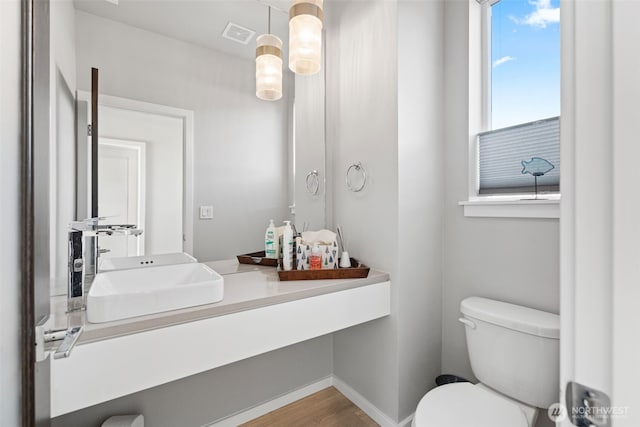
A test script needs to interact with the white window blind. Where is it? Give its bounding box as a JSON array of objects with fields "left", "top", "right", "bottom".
[{"left": 478, "top": 116, "right": 560, "bottom": 195}]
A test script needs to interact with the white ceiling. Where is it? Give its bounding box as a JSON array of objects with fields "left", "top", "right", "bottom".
[{"left": 73, "top": 0, "right": 292, "bottom": 61}]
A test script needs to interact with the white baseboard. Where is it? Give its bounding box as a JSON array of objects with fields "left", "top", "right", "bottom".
[
  {"left": 206, "top": 377, "right": 333, "bottom": 427},
  {"left": 332, "top": 376, "right": 414, "bottom": 427},
  {"left": 206, "top": 375, "right": 415, "bottom": 427},
  {"left": 398, "top": 413, "right": 415, "bottom": 427}
]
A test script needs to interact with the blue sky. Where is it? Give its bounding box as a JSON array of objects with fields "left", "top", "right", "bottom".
[{"left": 491, "top": 0, "right": 560, "bottom": 129}]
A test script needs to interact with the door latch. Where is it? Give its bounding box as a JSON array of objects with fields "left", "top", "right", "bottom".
[{"left": 566, "top": 381, "right": 612, "bottom": 427}]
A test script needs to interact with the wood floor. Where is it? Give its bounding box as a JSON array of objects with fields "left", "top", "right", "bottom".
[{"left": 239, "top": 387, "right": 379, "bottom": 427}]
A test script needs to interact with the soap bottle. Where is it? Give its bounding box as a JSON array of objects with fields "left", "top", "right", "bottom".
[
  {"left": 265, "top": 219, "right": 279, "bottom": 259},
  {"left": 310, "top": 242, "right": 322, "bottom": 270},
  {"left": 282, "top": 221, "right": 294, "bottom": 270}
]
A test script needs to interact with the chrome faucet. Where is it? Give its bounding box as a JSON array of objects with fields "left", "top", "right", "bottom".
[
  {"left": 67, "top": 218, "right": 143, "bottom": 312},
  {"left": 39, "top": 220, "right": 142, "bottom": 361},
  {"left": 68, "top": 229, "right": 85, "bottom": 312}
]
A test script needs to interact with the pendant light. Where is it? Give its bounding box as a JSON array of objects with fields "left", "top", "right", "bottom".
[
  {"left": 256, "top": 6, "right": 283, "bottom": 101},
  {"left": 288, "top": 0, "right": 323, "bottom": 75}
]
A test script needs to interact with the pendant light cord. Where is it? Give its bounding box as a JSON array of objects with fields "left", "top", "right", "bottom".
[{"left": 268, "top": 6, "right": 271, "bottom": 35}]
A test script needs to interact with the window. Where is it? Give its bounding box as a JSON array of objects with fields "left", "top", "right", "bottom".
[
  {"left": 489, "top": 0, "right": 560, "bottom": 130},
  {"left": 475, "top": 0, "right": 561, "bottom": 200}
]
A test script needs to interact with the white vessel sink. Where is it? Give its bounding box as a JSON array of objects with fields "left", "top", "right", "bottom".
[
  {"left": 98, "top": 252, "right": 197, "bottom": 272},
  {"left": 87, "top": 263, "right": 224, "bottom": 323}
]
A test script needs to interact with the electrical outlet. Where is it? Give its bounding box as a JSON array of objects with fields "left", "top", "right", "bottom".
[{"left": 199, "top": 205, "right": 213, "bottom": 220}]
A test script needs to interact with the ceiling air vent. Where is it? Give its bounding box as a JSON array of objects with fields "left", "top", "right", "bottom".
[{"left": 222, "top": 22, "right": 256, "bottom": 45}]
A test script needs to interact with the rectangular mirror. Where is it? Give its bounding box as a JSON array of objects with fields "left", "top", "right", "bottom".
[{"left": 49, "top": 0, "right": 326, "bottom": 296}]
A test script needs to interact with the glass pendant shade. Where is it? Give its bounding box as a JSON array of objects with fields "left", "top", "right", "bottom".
[
  {"left": 289, "top": 0, "right": 323, "bottom": 75},
  {"left": 255, "top": 34, "right": 283, "bottom": 101}
]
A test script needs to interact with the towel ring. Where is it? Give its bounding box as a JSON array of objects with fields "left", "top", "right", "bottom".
[
  {"left": 346, "top": 162, "right": 367, "bottom": 192},
  {"left": 305, "top": 170, "right": 320, "bottom": 195}
]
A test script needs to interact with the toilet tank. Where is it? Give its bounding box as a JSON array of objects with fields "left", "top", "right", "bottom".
[{"left": 460, "top": 297, "right": 559, "bottom": 408}]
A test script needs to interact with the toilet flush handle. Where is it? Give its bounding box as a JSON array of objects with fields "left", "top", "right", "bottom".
[{"left": 458, "top": 317, "right": 476, "bottom": 329}]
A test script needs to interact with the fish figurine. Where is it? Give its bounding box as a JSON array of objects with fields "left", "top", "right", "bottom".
[{"left": 521, "top": 157, "right": 554, "bottom": 177}]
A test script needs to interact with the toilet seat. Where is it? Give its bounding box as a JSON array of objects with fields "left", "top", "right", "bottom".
[{"left": 412, "top": 383, "right": 528, "bottom": 427}]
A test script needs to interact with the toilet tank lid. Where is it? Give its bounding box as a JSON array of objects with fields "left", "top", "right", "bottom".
[{"left": 461, "top": 297, "right": 559, "bottom": 339}]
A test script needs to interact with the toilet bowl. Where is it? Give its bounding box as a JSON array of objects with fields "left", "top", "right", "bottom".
[
  {"left": 412, "top": 383, "right": 533, "bottom": 427},
  {"left": 412, "top": 297, "right": 560, "bottom": 427}
]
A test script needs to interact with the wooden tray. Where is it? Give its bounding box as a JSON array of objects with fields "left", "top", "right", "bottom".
[
  {"left": 236, "top": 251, "right": 279, "bottom": 267},
  {"left": 277, "top": 258, "right": 370, "bottom": 281}
]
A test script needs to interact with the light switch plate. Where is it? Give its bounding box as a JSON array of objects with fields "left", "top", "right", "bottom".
[{"left": 199, "top": 206, "right": 213, "bottom": 220}]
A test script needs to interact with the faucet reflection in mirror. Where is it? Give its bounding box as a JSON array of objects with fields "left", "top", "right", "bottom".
[{"left": 67, "top": 218, "right": 142, "bottom": 313}]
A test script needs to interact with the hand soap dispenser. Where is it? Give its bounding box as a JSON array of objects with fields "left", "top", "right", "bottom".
[{"left": 265, "top": 219, "right": 279, "bottom": 259}]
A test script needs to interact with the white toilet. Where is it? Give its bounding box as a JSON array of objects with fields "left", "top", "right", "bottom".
[{"left": 412, "top": 297, "right": 560, "bottom": 427}]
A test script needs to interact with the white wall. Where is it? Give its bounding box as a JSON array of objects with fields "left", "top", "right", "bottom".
[
  {"left": 326, "top": 0, "right": 400, "bottom": 420},
  {"left": 74, "top": 10, "right": 292, "bottom": 261},
  {"left": 327, "top": 0, "right": 445, "bottom": 422},
  {"left": 326, "top": 1, "right": 558, "bottom": 423},
  {"left": 0, "top": 1, "right": 23, "bottom": 424},
  {"left": 397, "top": 0, "right": 444, "bottom": 419},
  {"left": 442, "top": 0, "right": 560, "bottom": 393}
]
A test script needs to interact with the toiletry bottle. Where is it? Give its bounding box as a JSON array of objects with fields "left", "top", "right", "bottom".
[
  {"left": 282, "top": 221, "right": 294, "bottom": 270},
  {"left": 310, "top": 242, "right": 322, "bottom": 270},
  {"left": 265, "top": 219, "right": 279, "bottom": 259}
]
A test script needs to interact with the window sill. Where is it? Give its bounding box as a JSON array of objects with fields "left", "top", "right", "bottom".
[{"left": 459, "top": 198, "right": 560, "bottom": 219}]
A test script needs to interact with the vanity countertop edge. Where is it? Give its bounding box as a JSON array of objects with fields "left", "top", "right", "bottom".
[{"left": 50, "top": 258, "right": 391, "bottom": 345}]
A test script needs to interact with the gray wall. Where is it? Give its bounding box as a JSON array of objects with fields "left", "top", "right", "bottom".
[
  {"left": 74, "top": 10, "right": 292, "bottom": 262},
  {"left": 52, "top": 336, "right": 332, "bottom": 427},
  {"left": 397, "top": 0, "right": 444, "bottom": 420},
  {"left": 327, "top": 1, "right": 556, "bottom": 423},
  {"left": 0, "top": 0, "right": 23, "bottom": 424},
  {"left": 442, "top": 0, "right": 560, "bottom": 393},
  {"left": 326, "top": 0, "right": 400, "bottom": 421},
  {"left": 327, "top": 0, "right": 445, "bottom": 422}
]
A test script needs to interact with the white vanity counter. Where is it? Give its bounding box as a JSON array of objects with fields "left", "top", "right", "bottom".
[{"left": 50, "top": 259, "right": 391, "bottom": 417}]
